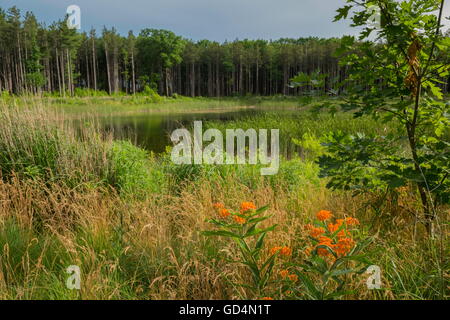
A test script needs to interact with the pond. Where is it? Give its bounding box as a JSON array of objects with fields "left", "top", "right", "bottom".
[{"left": 97, "top": 107, "right": 295, "bottom": 154}]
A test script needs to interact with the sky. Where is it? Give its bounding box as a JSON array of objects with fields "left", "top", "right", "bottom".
[{"left": 1, "top": 0, "right": 449, "bottom": 41}]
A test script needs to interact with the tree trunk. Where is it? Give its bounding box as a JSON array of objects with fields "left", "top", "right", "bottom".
[
  {"left": 131, "top": 50, "right": 136, "bottom": 94},
  {"left": 190, "top": 62, "right": 195, "bottom": 97},
  {"left": 105, "top": 42, "right": 111, "bottom": 94},
  {"left": 92, "top": 37, "right": 97, "bottom": 91}
]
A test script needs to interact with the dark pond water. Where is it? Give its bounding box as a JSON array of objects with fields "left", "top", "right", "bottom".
[{"left": 97, "top": 108, "right": 286, "bottom": 153}]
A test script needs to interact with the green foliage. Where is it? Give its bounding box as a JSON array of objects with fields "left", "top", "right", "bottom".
[
  {"left": 107, "top": 140, "right": 166, "bottom": 199},
  {"left": 269, "top": 158, "right": 322, "bottom": 193},
  {"left": 141, "top": 85, "right": 163, "bottom": 103},
  {"left": 296, "top": 0, "right": 450, "bottom": 233},
  {"left": 318, "top": 131, "right": 411, "bottom": 192},
  {"left": 74, "top": 88, "right": 109, "bottom": 97},
  {"left": 0, "top": 219, "right": 72, "bottom": 288},
  {"left": 0, "top": 124, "right": 60, "bottom": 180},
  {"left": 290, "top": 70, "right": 329, "bottom": 95},
  {"left": 203, "top": 204, "right": 279, "bottom": 298},
  {"left": 292, "top": 132, "right": 326, "bottom": 160},
  {"left": 289, "top": 218, "right": 372, "bottom": 300},
  {"left": 292, "top": 237, "right": 373, "bottom": 300}
]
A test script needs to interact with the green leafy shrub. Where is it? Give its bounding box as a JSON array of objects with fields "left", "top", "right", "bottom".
[
  {"left": 107, "top": 140, "right": 166, "bottom": 198},
  {"left": 142, "top": 85, "right": 163, "bottom": 103}
]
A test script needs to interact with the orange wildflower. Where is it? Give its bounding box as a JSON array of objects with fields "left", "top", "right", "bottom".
[
  {"left": 309, "top": 226, "right": 325, "bottom": 238},
  {"left": 233, "top": 215, "right": 246, "bottom": 224},
  {"left": 280, "top": 246, "right": 292, "bottom": 257},
  {"left": 213, "top": 202, "right": 224, "bottom": 209},
  {"left": 271, "top": 246, "right": 292, "bottom": 256},
  {"left": 317, "top": 247, "right": 332, "bottom": 257},
  {"left": 317, "top": 248, "right": 330, "bottom": 257},
  {"left": 337, "top": 230, "right": 350, "bottom": 239},
  {"left": 328, "top": 219, "right": 344, "bottom": 233},
  {"left": 261, "top": 297, "right": 273, "bottom": 300},
  {"left": 328, "top": 223, "right": 339, "bottom": 233},
  {"left": 279, "top": 269, "right": 289, "bottom": 278},
  {"left": 288, "top": 274, "right": 298, "bottom": 282},
  {"left": 317, "top": 236, "right": 333, "bottom": 245},
  {"left": 270, "top": 246, "right": 282, "bottom": 255},
  {"left": 317, "top": 210, "right": 333, "bottom": 221},
  {"left": 240, "top": 201, "right": 257, "bottom": 213},
  {"left": 219, "top": 208, "right": 231, "bottom": 218},
  {"left": 317, "top": 236, "right": 334, "bottom": 257},
  {"left": 345, "top": 217, "right": 360, "bottom": 226},
  {"left": 334, "top": 237, "right": 355, "bottom": 256}
]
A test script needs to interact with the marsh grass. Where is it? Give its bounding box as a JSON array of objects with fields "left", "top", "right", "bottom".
[
  {"left": 5, "top": 95, "right": 323, "bottom": 117},
  {"left": 205, "top": 111, "right": 403, "bottom": 159},
  {"left": 0, "top": 99, "right": 447, "bottom": 300}
]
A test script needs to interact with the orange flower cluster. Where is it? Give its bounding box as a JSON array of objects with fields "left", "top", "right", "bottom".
[
  {"left": 219, "top": 208, "right": 230, "bottom": 218},
  {"left": 305, "top": 211, "right": 360, "bottom": 258},
  {"left": 233, "top": 215, "right": 246, "bottom": 224},
  {"left": 270, "top": 246, "right": 292, "bottom": 257},
  {"left": 316, "top": 233, "right": 355, "bottom": 258},
  {"left": 345, "top": 217, "right": 359, "bottom": 226},
  {"left": 213, "top": 201, "right": 258, "bottom": 224},
  {"left": 317, "top": 210, "right": 333, "bottom": 221},
  {"left": 213, "top": 202, "right": 224, "bottom": 209},
  {"left": 328, "top": 217, "right": 359, "bottom": 233},
  {"left": 261, "top": 297, "right": 273, "bottom": 300},
  {"left": 279, "top": 269, "right": 298, "bottom": 282},
  {"left": 279, "top": 269, "right": 289, "bottom": 278},
  {"left": 316, "top": 236, "right": 334, "bottom": 257},
  {"left": 232, "top": 201, "right": 257, "bottom": 224},
  {"left": 306, "top": 224, "right": 325, "bottom": 238},
  {"left": 327, "top": 219, "right": 344, "bottom": 233},
  {"left": 334, "top": 237, "right": 355, "bottom": 256},
  {"left": 288, "top": 274, "right": 298, "bottom": 282},
  {"left": 240, "top": 201, "right": 256, "bottom": 213},
  {"left": 213, "top": 203, "right": 231, "bottom": 219}
]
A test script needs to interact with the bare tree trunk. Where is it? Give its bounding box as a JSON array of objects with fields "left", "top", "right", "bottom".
[
  {"left": 165, "top": 67, "right": 170, "bottom": 96},
  {"left": 239, "top": 57, "right": 243, "bottom": 95},
  {"left": 131, "top": 50, "right": 136, "bottom": 94},
  {"left": 105, "top": 42, "right": 111, "bottom": 94},
  {"left": 256, "top": 60, "right": 259, "bottom": 95},
  {"left": 85, "top": 48, "right": 90, "bottom": 89},
  {"left": 92, "top": 37, "right": 97, "bottom": 91},
  {"left": 215, "top": 61, "right": 220, "bottom": 97},
  {"left": 55, "top": 48, "right": 62, "bottom": 96},
  {"left": 113, "top": 46, "right": 119, "bottom": 93},
  {"left": 190, "top": 63, "right": 195, "bottom": 97},
  {"left": 67, "top": 49, "right": 73, "bottom": 96}
]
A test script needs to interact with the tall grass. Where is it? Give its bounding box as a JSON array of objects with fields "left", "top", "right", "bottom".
[
  {"left": 0, "top": 100, "right": 166, "bottom": 197},
  {"left": 206, "top": 111, "right": 402, "bottom": 158}
]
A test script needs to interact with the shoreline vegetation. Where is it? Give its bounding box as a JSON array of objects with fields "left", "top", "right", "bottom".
[
  {"left": 3, "top": 93, "right": 325, "bottom": 116},
  {"left": 0, "top": 95, "right": 447, "bottom": 300}
]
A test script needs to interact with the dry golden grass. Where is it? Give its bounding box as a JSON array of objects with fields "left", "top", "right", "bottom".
[{"left": 0, "top": 171, "right": 447, "bottom": 300}]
